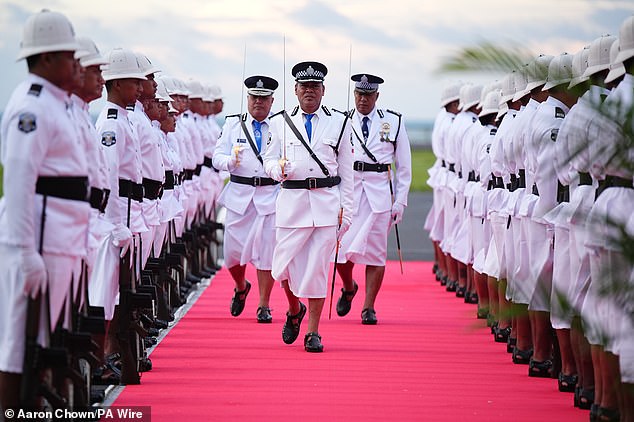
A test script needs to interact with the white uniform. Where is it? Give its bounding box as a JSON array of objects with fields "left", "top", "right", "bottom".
[
  {"left": 339, "top": 107, "right": 411, "bottom": 266},
  {"left": 428, "top": 110, "right": 455, "bottom": 244},
  {"left": 522, "top": 97, "right": 570, "bottom": 311},
  {"left": 263, "top": 105, "right": 353, "bottom": 298},
  {"left": 584, "top": 74, "right": 634, "bottom": 382},
  {"left": 213, "top": 113, "right": 279, "bottom": 270},
  {"left": 129, "top": 101, "right": 165, "bottom": 265},
  {"left": 95, "top": 102, "right": 145, "bottom": 319},
  {"left": 0, "top": 75, "right": 91, "bottom": 372}
]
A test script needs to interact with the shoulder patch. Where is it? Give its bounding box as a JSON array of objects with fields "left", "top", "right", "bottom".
[
  {"left": 27, "top": 84, "right": 42, "bottom": 97},
  {"left": 377, "top": 109, "right": 385, "bottom": 118},
  {"left": 241, "top": 113, "right": 247, "bottom": 121},
  {"left": 18, "top": 112, "right": 37, "bottom": 133},
  {"left": 101, "top": 131, "right": 117, "bottom": 147},
  {"left": 290, "top": 105, "right": 299, "bottom": 116},
  {"left": 126, "top": 105, "right": 135, "bottom": 111},
  {"left": 490, "top": 128, "right": 497, "bottom": 136},
  {"left": 107, "top": 108, "right": 118, "bottom": 119},
  {"left": 555, "top": 107, "right": 565, "bottom": 119},
  {"left": 386, "top": 109, "right": 401, "bottom": 117},
  {"left": 321, "top": 105, "right": 331, "bottom": 116},
  {"left": 224, "top": 113, "right": 240, "bottom": 120},
  {"left": 550, "top": 128, "right": 559, "bottom": 142}
]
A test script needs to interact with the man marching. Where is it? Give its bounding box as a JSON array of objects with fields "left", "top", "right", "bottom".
[
  {"left": 213, "top": 75, "right": 280, "bottom": 323},
  {"left": 263, "top": 61, "right": 353, "bottom": 352},
  {"left": 335, "top": 74, "right": 412, "bottom": 325}
]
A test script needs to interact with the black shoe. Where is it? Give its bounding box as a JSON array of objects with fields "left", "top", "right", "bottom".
[
  {"left": 506, "top": 337, "right": 516, "bottom": 354},
  {"left": 589, "top": 404, "right": 599, "bottom": 422},
  {"left": 455, "top": 286, "right": 466, "bottom": 298},
  {"left": 282, "top": 302, "right": 306, "bottom": 344},
  {"left": 361, "top": 308, "right": 377, "bottom": 325},
  {"left": 440, "top": 275, "right": 448, "bottom": 286},
  {"left": 494, "top": 326, "right": 511, "bottom": 343},
  {"left": 304, "top": 332, "right": 323, "bottom": 353},
  {"left": 465, "top": 292, "right": 478, "bottom": 304},
  {"left": 557, "top": 372, "right": 578, "bottom": 392},
  {"left": 256, "top": 306, "right": 272, "bottom": 323},
  {"left": 596, "top": 407, "right": 620, "bottom": 422},
  {"left": 336, "top": 281, "right": 358, "bottom": 317},
  {"left": 230, "top": 281, "right": 251, "bottom": 317},
  {"left": 578, "top": 387, "right": 595, "bottom": 410},
  {"left": 512, "top": 347, "right": 533, "bottom": 364},
  {"left": 528, "top": 358, "right": 553, "bottom": 378},
  {"left": 446, "top": 280, "right": 457, "bottom": 292},
  {"left": 139, "top": 356, "right": 152, "bottom": 372},
  {"left": 476, "top": 307, "right": 488, "bottom": 319}
]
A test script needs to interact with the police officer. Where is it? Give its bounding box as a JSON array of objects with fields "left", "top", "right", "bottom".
[
  {"left": 334, "top": 73, "right": 412, "bottom": 325},
  {"left": 213, "top": 75, "right": 280, "bottom": 322},
  {"left": 0, "top": 10, "right": 90, "bottom": 409},
  {"left": 263, "top": 61, "right": 353, "bottom": 352}
]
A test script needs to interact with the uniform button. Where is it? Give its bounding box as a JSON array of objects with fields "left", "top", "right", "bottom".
[{"left": 309, "top": 168, "right": 313, "bottom": 172}]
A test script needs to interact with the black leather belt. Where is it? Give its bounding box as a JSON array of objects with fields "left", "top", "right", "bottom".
[
  {"left": 35, "top": 176, "right": 89, "bottom": 202},
  {"left": 89, "top": 187, "right": 110, "bottom": 212},
  {"left": 164, "top": 170, "right": 175, "bottom": 190},
  {"left": 532, "top": 183, "right": 539, "bottom": 196},
  {"left": 353, "top": 161, "right": 390, "bottom": 172},
  {"left": 596, "top": 174, "right": 633, "bottom": 199},
  {"left": 118, "top": 179, "right": 144, "bottom": 202},
  {"left": 282, "top": 176, "right": 341, "bottom": 190},
  {"left": 518, "top": 169, "right": 526, "bottom": 189},
  {"left": 509, "top": 174, "right": 518, "bottom": 191},
  {"left": 494, "top": 175, "right": 504, "bottom": 189},
  {"left": 194, "top": 164, "right": 202, "bottom": 176},
  {"left": 441, "top": 160, "right": 446, "bottom": 168},
  {"left": 230, "top": 174, "right": 279, "bottom": 187},
  {"left": 448, "top": 163, "right": 455, "bottom": 173},
  {"left": 142, "top": 177, "right": 163, "bottom": 200},
  {"left": 557, "top": 182, "right": 570, "bottom": 203},
  {"left": 202, "top": 156, "right": 220, "bottom": 172},
  {"left": 183, "top": 169, "right": 194, "bottom": 180},
  {"left": 578, "top": 172, "right": 592, "bottom": 186}
]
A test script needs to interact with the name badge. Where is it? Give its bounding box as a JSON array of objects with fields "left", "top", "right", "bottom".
[{"left": 237, "top": 138, "right": 247, "bottom": 144}]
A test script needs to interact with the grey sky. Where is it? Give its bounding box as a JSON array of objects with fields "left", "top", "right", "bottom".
[{"left": 0, "top": 0, "right": 631, "bottom": 120}]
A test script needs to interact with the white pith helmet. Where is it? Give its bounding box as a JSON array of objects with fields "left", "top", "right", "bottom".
[
  {"left": 101, "top": 48, "right": 148, "bottom": 81},
  {"left": 17, "top": 9, "right": 79, "bottom": 60}
]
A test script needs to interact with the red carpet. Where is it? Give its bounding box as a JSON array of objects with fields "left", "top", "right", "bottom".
[{"left": 113, "top": 261, "right": 586, "bottom": 421}]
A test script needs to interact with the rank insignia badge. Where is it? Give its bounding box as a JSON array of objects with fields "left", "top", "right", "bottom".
[
  {"left": 18, "top": 112, "right": 37, "bottom": 133},
  {"left": 380, "top": 122, "right": 391, "bottom": 142},
  {"left": 101, "top": 131, "right": 117, "bottom": 147}
]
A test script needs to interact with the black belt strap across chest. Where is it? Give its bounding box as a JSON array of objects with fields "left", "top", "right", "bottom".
[
  {"left": 35, "top": 176, "right": 89, "bottom": 202},
  {"left": 230, "top": 174, "right": 279, "bottom": 187},
  {"left": 351, "top": 126, "right": 379, "bottom": 163},
  {"left": 283, "top": 111, "right": 330, "bottom": 177},
  {"left": 239, "top": 119, "right": 264, "bottom": 164}
]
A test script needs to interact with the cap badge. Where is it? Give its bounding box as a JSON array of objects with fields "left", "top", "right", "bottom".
[
  {"left": 361, "top": 75, "right": 368, "bottom": 83},
  {"left": 306, "top": 66, "right": 315, "bottom": 76},
  {"left": 256, "top": 79, "right": 264, "bottom": 88}
]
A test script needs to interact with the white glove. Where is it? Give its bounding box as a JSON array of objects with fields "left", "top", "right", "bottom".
[
  {"left": 20, "top": 249, "right": 47, "bottom": 299},
  {"left": 391, "top": 202, "right": 405, "bottom": 225},
  {"left": 111, "top": 224, "right": 133, "bottom": 257},
  {"left": 337, "top": 214, "right": 352, "bottom": 241}
]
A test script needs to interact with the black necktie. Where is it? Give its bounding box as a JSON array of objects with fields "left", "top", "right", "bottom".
[{"left": 362, "top": 116, "right": 370, "bottom": 141}]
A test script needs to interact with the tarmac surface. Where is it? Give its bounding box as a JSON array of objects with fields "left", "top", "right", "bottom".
[{"left": 387, "top": 191, "right": 434, "bottom": 262}]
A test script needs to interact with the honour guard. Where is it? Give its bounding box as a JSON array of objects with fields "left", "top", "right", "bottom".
[
  {"left": 335, "top": 73, "right": 412, "bottom": 324},
  {"left": 0, "top": 10, "right": 90, "bottom": 409}
]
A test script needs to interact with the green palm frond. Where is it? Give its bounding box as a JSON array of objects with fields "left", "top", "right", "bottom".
[{"left": 438, "top": 41, "right": 533, "bottom": 74}]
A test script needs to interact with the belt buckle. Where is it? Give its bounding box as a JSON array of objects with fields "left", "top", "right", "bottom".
[
  {"left": 358, "top": 162, "right": 365, "bottom": 171},
  {"left": 308, "top": 178, "right": 317, "bottom": 190},
  {"left": 253, "top": 176, "right": 261, "bottom": 187}
]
